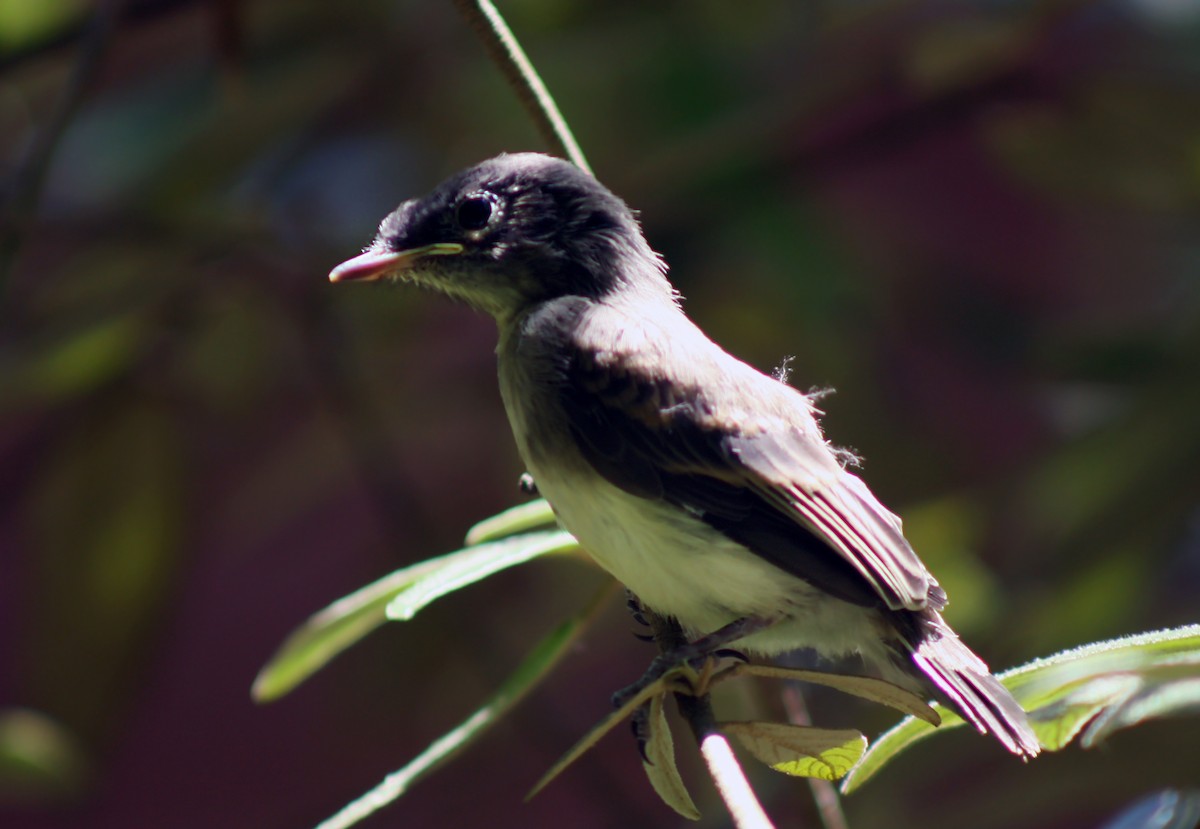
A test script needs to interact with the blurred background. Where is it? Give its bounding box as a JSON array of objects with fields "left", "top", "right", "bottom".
[{"left": 2, "top": 1, "right": 1199, "bottom": 827}]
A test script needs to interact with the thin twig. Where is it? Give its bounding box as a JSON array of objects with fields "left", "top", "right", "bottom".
[
  {"left": 646, "top": 610, "right": 776, "bottom": 829},
  {"left": 449, "top": 0, "right": 592, "bottom": 175},
  {"left": 698, "top": 732, "right": 776, "bottom": 829}
]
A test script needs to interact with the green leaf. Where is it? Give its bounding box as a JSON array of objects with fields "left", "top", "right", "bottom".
[
  {"left": 315, "top": 581, "right": 613, "bottom": 829},
  {"left": 723, "top": 721, "right": 866, "bottom": 781},
  {"left": 641, "top": 693, "right": 700, "bottom": 820},
  {"left": 725, "top": 664, "right": 939, "bottom": 725},
  {"left": 839, "top": 720, "right": 938, "bottom": 794},
  {"left": 386, "top": 529, "right": 577, "bottom": 621},
  {"left": 252, "top": 529, "right": 578, "bottom": 702},
  {"left": 464, "top": 498, "right": 559, "bottom": 545},
  {"left": 842, "top": 624, "right": 1200, "bottom": 794}
]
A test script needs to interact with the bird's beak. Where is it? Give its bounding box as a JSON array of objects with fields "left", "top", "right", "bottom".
[{"left": 328, "top": 243, "right": 464, "bottom": 284}]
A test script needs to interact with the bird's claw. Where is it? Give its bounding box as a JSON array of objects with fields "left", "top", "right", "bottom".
[
  {"left": 713, "top": 647, "right": 749, "bottom": 663},
  {"left": 625, "top": 590, "right": 651, "bottom": 627},
  {"left": 613, "top": 616, "right": 769, "bottom": 712}
]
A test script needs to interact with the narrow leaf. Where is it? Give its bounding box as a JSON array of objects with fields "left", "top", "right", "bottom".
[
  {"left": 723, "top": 721, "right": 866, "bottom": 781},
  {"left": 1032, "top": 675, "right": 1142, "bottom": 751},
  {"left": 1086, "top": 677, "right": 1200, "bottom": 746},
  {"left": 464, "top": 499, "right": 559, "bottom": 545},
  {"left": 253, "top": 529, "right": 576, "bottom": 702},
  {"left": 725, "top": 664, "right": 940, "bottom": 725},
  {"left": 386, "top": 530, "right": 577, "bottom": 621},
  {"left": 641, "top": 694, "right": 700, "bottom": 820}
]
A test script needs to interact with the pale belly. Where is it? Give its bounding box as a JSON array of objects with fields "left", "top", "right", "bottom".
[{"left": 535, "top": 467, "right": 891, "bottom": 666}]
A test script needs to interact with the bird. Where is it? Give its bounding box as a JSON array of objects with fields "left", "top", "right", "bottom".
[{"left": 328, "top": 152, "right": 1040, "bottom": 758}]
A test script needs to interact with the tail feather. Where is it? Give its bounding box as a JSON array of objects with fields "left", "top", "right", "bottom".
[{"left": 910, "top": 621, "right": 1040, "bottom": 759}]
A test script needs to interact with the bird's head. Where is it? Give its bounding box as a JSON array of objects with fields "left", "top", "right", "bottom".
[{"left": 329, "top": 153, "right": 673, "bottom": 321}]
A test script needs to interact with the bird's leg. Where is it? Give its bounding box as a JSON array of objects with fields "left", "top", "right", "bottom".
[{"left": 613, "top": 614, "right": 773, "bottom": 711}]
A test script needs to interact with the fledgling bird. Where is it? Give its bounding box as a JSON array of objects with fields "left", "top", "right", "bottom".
[{"left": 329, "top": 153, "right": 1040, "bottom": 758}]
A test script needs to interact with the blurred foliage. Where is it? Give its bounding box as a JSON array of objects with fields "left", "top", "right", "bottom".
[{"left": 2, "top": 1, "right": 1199, "bottom": 828}]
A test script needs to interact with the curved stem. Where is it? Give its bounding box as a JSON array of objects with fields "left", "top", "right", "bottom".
[
  {"left": 698, "top": 732, "right": 776, "bottom": 829},
  {"left": 450, "top": 0, "right": 592, "bottom": 175}
]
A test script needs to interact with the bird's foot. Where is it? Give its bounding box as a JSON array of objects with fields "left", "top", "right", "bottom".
[
  {"left": 625, "top": 590, "right": 651, "bottom": 628},
  {"left": 611, "top": 615, "right": 770, "bottom": 711}
]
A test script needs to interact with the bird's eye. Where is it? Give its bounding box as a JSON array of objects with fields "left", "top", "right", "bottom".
[{"left": 456, "top": 192, "right": 498, "bottom": 231}]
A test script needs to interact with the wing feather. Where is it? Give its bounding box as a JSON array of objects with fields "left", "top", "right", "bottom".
[{"left": 559, "top": 319, "right": 936, "bottom": 612}]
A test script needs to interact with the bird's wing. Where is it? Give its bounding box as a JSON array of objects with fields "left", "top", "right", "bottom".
[{"left": 559, "top": 323, "right": 938, "bottom": 612}]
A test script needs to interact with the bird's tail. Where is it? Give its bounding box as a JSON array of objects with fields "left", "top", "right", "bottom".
[{"left": 908, "top": 617, "right": 1040, "bottom": 759}]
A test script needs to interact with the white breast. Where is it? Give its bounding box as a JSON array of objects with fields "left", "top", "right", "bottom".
[{"left": 534, "top": 463, "right": 887, "bottom": 664}]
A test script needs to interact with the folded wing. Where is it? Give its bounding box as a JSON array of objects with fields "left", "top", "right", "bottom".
[{"left": 559, "top": 331, "right": 940, "bottom": 612}]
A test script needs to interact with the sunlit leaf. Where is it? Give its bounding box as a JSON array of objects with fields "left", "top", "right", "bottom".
[
  {"left": 1091, "top": 678, "right": 1200, "bottom": 746},
  {"left": 641, "top": 693, "right": 700, "bottom": 820},
  {"left": 723, "top": 721, "right": 866, "bottom": 781},
  {"left": 253, "top": 529, "right": 578, "bottom": 701},
  {"left": 1029, "top": 674, "right": 1143, "bottom": 751},
  {"left": 842, "top": 624, "right": 1200, "bottom": 794},
  {"left": 464, "top": 498, "right": 559, "bottom": 545},
  {"left": 386, "top": 529, "right": 577, "bottom": 621}
]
